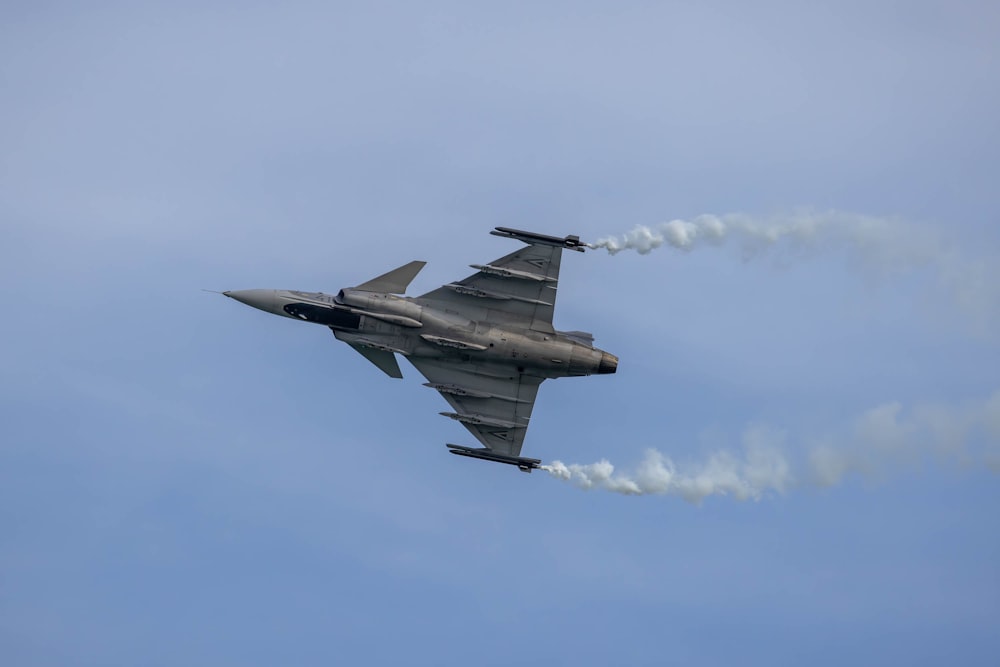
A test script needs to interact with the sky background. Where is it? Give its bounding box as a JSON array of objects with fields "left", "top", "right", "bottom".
[{"left": 2, "top": 1, "right": 999, "bottom": 665}]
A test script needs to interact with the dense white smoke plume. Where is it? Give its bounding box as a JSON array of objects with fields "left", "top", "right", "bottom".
[
  {"left": 589, "top": 211, "right": 1000, "bottom": 330},
  {"left": 543, "top": 391, "right": 1000, "bottom": 502}
]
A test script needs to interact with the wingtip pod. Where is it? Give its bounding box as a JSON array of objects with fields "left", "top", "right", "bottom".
[
  {"left": 491, "top": 227, "right": 587, "bottom": 252},
  {"left": 446, "top": 444, "right": 542, "bottom": 473}
]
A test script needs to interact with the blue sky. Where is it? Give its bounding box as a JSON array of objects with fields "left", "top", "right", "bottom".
[{"left": 2, "top": 2, "right": 998, "bottom": 665}]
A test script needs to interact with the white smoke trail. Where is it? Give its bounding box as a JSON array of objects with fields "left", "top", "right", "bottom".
[
  {"left": 591, "top": 211, "right": 918, "bottom": 257},
  {"left": 543, "top": 391, "right": 1000, "bottom": 502},
  {"left": 589, "top": 211, "right": 1000, "bottom": 331}
]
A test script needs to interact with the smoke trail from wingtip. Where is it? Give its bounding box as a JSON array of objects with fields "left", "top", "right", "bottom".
[
  {"left": 541, "top": 426, "right": 793, "bottom": 503},
  {"left": 541, "top": 444, "right": 792, "bottom": 503},
  {"left": 543, "top": 391, "right": 1000, "bottom": 502},
  {"left": 591, "top": 211, "right": 898, "bottom": 256},
  {"left": 591, "top": 210, "right": 1000, "bottom": 333}
]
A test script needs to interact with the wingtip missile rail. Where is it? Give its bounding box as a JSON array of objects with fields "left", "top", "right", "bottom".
[
  {"left": 491, "top": 227, "right": 588, "bottom": 252},
  {"left": 446, "top": 444, "right": 543, "bottom": 473}
]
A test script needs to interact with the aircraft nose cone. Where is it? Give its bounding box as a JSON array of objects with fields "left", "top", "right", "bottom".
[{"left": 224, "top": 289, "right": 278, "bottom": 313}]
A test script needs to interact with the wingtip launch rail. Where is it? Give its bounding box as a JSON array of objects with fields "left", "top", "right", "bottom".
[
  {"left": 490, "top": 227, "right": 588, "bottom": 252},
  {"left": 446, "top": 444, "right": 543, "bottom": 473}
]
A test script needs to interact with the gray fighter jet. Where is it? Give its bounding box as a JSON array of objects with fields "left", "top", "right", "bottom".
[{"left": 223, "top": 227, "right": 617, "bottom": 472}]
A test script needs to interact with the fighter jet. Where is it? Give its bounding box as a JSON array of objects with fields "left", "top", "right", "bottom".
[{"left": 223, "top": 227, "right": 618, "bottom": 472}]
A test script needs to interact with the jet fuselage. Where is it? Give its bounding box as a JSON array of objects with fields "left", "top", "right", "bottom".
[{"left": 224, "top": 288, "right": 618, "bottom": 378}]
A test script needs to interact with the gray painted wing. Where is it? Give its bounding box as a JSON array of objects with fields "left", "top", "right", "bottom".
[
  {"left": 417, "top": 244, "right": 563, "bottom": 332},
  {"left": 407, "top": 357, "right": 544, "bottom": 458}
]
